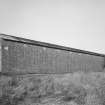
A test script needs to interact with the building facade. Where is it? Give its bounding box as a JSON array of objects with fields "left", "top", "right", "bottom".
[{"left": 0, "top": 34, "right": 105, "bottom": 74}]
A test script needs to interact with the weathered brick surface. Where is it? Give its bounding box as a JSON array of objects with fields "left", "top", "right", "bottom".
[
  {"left": 1, "top": 72, "right": 105, "bottom": 105},
  {"left": 2, "top": 40, "right": 104, "bottom": 74}
]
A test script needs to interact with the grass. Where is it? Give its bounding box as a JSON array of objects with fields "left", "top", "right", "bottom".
[{"left": 0, "top": 72, "right": 105, "bottom": 105}]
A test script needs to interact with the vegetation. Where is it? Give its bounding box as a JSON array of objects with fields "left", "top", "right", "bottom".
[{"left": 0, "top": 72, "right": 105, "bottom": 105}]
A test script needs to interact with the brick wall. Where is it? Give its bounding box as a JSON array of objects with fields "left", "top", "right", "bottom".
[{"left": 2, "top": 40, "right": 104, "bottom": 74}]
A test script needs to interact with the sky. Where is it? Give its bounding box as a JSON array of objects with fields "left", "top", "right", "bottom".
[{"left": 0, "top": 0, "right": 105, "bottom": 54}]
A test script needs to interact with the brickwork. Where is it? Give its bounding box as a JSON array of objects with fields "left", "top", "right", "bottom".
[{"left": 2, "top": 40, "right": 104, "bottom": 74}]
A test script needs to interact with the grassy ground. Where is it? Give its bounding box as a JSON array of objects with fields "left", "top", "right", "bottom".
[{"left": 0, "top": 72, "right": 105, "bottom": 105}]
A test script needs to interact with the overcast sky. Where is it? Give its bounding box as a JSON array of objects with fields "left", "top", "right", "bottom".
[{"left": 0, "top": 0, "right": 105, "bottom": 54}]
